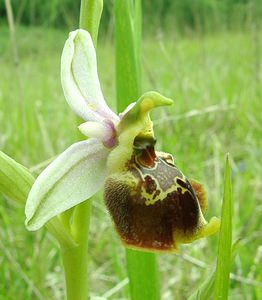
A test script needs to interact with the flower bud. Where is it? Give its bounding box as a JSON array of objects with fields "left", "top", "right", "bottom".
[{"left": 104, "top": 138, "right": 219, "bottom": 253}]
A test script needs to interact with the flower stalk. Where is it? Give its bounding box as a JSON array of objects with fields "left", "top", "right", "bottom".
[
  {"left": 61, "top": 201, "right": 91, "bottom": 300},
  {"left": 60, "top": 1, "right": 103, "bottom": 299}
]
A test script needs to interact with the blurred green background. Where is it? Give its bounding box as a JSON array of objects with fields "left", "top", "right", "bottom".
[
  {"left": 0, "top": 0, "right": 262, "bottom": 299},
  {"left": 1, "top": 0, "right": 262, "bottom": 32}
]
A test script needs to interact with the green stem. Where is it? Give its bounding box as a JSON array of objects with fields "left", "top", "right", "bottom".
[
  {"left": 46, "top": 218, "right": 76, "bottom": 249},
  {"left": 61, "top": 201, "right": 92, "bottom": 300},
  {"left": 125, "top": 250, "right": 160, "bottom": 300},
  {"left": 115, "top": 0, "right": 141, "bottom": 112},
  {"left": 79, "top": 0, "right": 103, "bottom": 47},
  {"left": 60, "top": 1, "right": 103, "bottom": 299},
  {"left": 115, "top": 1, "right": 160, "bottom": 299}
]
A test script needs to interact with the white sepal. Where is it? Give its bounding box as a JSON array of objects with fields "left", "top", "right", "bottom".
[
  {"left": 61, "top": 29, "right": 119, "bottom": 122},
  {"left": 25, "top": 138, "right": 109, "bottom": 231}
]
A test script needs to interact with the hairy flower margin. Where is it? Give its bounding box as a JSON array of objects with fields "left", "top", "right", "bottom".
[{"left": 25, "top": 29, "right": 220, "bottom": 252}]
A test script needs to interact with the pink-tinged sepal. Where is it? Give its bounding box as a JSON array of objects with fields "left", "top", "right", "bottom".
[
  {"left": 25, "top": 139, "right": 110, "bottom": 231},
  {"left": 61, "top": 29, "right": 119, "bottom": 123}
]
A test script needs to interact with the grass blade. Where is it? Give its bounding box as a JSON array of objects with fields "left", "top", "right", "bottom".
[
  {"left": 214, "top": 153, "right": 233, "bottom": 299},
  {"left": 188, "top": 271, "right": 215, "bottom": 300}
]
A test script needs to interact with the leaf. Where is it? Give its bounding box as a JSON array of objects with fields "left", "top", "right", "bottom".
[
  {"left": 25, "top": 138, "right": 109, "bottom": 231},
  {"left": 0, "top": 151, "right": 34, "bottom": 204},
  {"left": 188, "top": 154, "right": 235, "bottom": 300},
  {"left": 61, "top": 29, "right": 119, "bottom": 122},
  {"left": 214, "top": 153, "right": 233, "bottom": 299}
]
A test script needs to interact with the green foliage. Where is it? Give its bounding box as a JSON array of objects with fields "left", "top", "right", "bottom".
[
  {"left": 214, "top": 154, "right": 233, "bottom": 299},
  {"left": 188, "top": 270, "right": 215, "bottom": 300},
  {"left": 1, "top": 0, "right": 262, "bottom": 33},
  {"left": 188, "top": 155, "right": 234, "bottom": 300},
  {"left": 0, "top": 151, "right": 34, "bottom": 204},
  {"left": 143, "top": 0, "right": 262, "bottom": 32}
]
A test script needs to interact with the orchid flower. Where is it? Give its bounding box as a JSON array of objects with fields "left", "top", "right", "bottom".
[{"left": 25, "top": 29, "right": 220, "bottom": 252}]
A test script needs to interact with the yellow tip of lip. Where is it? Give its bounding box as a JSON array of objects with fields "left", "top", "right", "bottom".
[{"left": 200, "top": 217, "right": 221, "bottom": 238}]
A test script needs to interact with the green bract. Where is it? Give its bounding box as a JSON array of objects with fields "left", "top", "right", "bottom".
[
  {"left": 0, "top": 151, "right": 34, "bottom": 204},
  {"left": 25, "top": 30, "right": 219, "bottom": 252}
]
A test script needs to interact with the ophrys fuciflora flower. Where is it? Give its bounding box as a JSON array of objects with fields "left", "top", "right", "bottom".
[{"left": 25, "top": 29, "right": 220, "bottom": 252}]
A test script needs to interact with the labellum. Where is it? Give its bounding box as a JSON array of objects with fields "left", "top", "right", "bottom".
[{"left": 105, "top": 136, "right": 219, "bottom": 253}]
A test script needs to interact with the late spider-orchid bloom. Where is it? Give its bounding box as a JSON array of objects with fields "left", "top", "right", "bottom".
[{"left": 25, "top": 29, "right": 220, "bottom": 253}]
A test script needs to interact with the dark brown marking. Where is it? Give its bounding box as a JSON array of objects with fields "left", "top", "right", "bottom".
[
  {"left": 176, "top": 178, "right": 189, "bottom": 189},
  {"left": 136, "top": 146, "right": 156, "bottom": 168},
  {"left": 143, "top": 175, "right": 157, "bottom": 194}
]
